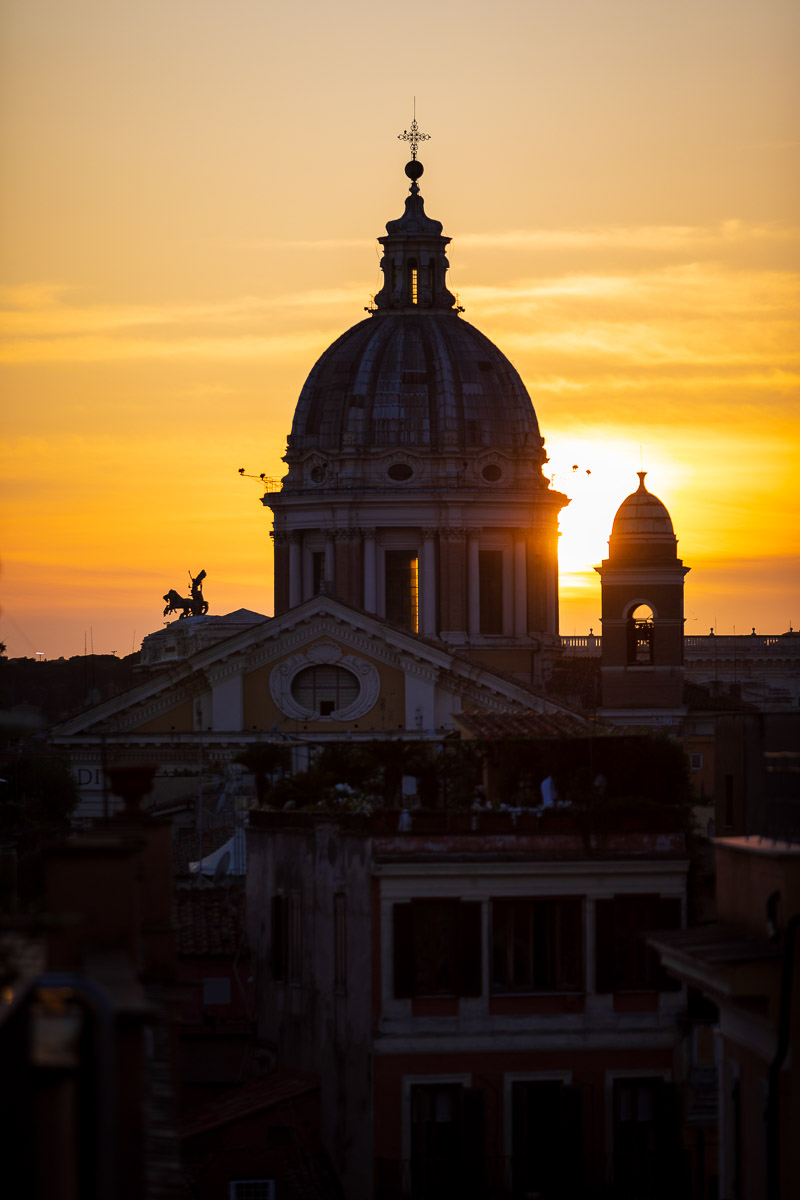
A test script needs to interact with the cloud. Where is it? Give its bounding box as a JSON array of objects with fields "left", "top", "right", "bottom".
[
  {"left": 0, "top": 279, "right": 373, "bottom": 363},
  {"left": 233, "top": 238, "right": 373, "bottom": 250},
  {"left": 457, "top": 219, "right": 800, "bottom": 253}
]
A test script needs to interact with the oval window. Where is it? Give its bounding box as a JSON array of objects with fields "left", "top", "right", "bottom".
[
  {"left": 387, "top": 463, "right": 413, "bottom": 482},
  {"left": 310, "top": 465, "right": 326, "bottom": 483},
  {"left": 482, "top": 464, "right": 502, "bottom": 482},
  {"left": 291, "top": 665, "right": 360, "bottom": 716}
]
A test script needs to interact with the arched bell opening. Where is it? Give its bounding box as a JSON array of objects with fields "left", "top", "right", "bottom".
[{"left": 626, "top": 603, "right": 654, "bottom": 665}]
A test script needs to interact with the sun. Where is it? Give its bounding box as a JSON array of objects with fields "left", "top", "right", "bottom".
[{"left": 547, "top": 433, "right": 683, "bottom": 579}]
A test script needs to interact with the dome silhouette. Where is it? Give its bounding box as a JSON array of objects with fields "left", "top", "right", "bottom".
[
  {"left": 608, "top": 472, "right": 678, "bottom": 563},
  {"left": 288, "top": 312, "right": 543, "bottom": 458}
]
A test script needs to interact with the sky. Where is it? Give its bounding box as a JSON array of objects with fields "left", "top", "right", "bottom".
[{"left": 1, "top": 0, "right": 798, "bottom": 658}]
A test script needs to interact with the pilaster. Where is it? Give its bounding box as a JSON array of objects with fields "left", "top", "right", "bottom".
[
  {"left": 273, "top": 532, "right": 290, "bottom": 615},
  {"left": 362, "top": 528, "right": 377, "bottom": 613},
  {"left": 420, "top": 529, "right": 437, "bottom": 636},
  {"left": 289, "top": 534, "right": 303, "bottom": 607},
  {"left": 467, "top": 530, "right": 480, "bottom": 638}
]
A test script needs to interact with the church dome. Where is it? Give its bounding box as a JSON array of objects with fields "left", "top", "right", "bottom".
[
  {"left": 288, "top": 311, "right": 543, "bottom": 455},
  {"left": 608, "top": 472, "right": 678, "bottom": 561},
  {"left": 282, "top": 155, "right": 546, "bottom": 490},
  {"left": 265, "top": 137, "right": 568, "bottom": 654}
]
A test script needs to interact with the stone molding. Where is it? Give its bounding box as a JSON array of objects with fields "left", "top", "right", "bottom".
[
  {"left": 269, "top": 641, "right": 381, "bottom": 721},
  {"left": 114, "top": 674, "right": 207, "bottom": 731}
]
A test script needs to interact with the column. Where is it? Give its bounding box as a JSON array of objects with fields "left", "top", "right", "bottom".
[
  {"left": 514, "top": 538, "right": 528, "bottom": 636},
  {"left": 467, "top": 531, "right": 480, "bottom": 638},
  {"left": 363, "top": 529, "right": 377, "bottom": 613},
  {"left": 272, "top": 532, "right": 290, "bottom": 614},
  {"left": 324, "top": 533, "right": 335, "bottom": 592},
  {"left": 420, "top": 530, "right": 437, "bottom": 635},
  {"left": 289, "top": 535, "right": 302, "bottom": 607},
  {"left": 547, "top": 550, "right": 558, "bottom": 635}
]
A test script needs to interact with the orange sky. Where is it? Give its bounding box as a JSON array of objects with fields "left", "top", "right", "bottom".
[{"left": 2, "top": 0, "right": 798, "bottom": 659}]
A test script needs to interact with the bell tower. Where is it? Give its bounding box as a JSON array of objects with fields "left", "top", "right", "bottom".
[{"left": 596, "top": 473, "right": 689, "bottom": 715}]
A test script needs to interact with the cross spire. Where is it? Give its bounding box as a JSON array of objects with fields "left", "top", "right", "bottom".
[{"left": 397, "top": 103, "right": 430, "bottom": 161}]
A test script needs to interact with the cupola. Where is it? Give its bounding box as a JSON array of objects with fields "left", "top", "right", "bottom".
[{"left": 372, "top": 158, "right": 457, "bottom": 312}]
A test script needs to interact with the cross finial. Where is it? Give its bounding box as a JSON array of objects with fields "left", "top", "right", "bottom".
[{"left": 398, "top": 102, "right": 430, "bottom": 160}]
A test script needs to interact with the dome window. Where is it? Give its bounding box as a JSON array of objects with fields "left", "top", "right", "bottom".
[
  {"left": 291, "top": 665, "right": 359, "bottom": 716},
  {"left": 310, "top": 465, "right": 326, "bottom": 484},
  {"left": 387, "top": 462, "right": 414, "bottom": 482},
  {"left": 408, "top": 259, "right": 418, "bottom": 305},
  {"left": 384, "top": 551, "right": 419, "bottom": 633},
  {"left": 481, "top": 464, "right": 503, "bottom": 482}
]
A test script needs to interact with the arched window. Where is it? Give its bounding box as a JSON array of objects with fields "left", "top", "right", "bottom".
[{"left": 627, "top": 604, "right": 654, "bottom": 665}]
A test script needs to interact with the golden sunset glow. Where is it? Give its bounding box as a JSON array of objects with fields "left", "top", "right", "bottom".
[{"left": 2, "top": 1, "right": 798, "bottom": 658}]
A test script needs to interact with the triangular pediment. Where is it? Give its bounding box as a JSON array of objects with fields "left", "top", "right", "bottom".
[{"left": 54, "top": 598, "right": 588, "bottom": 743}]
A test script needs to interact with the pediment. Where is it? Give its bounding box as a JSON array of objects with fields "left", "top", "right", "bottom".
[{"left": 54, "top": 597, "right": 584, "bottom": 740}]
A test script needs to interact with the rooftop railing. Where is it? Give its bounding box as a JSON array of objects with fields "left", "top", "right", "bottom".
[{"left": 561, "top": 633, "right": 798, "bottom": 655}]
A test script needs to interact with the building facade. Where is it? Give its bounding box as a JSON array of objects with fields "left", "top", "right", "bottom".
[{"left": 248, "top": 806, "right": 689, "bottom": 1200}]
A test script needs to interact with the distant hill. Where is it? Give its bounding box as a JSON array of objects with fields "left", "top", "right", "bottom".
[{"left": 0, "top": 652, "right": 141, "bottom": 728}]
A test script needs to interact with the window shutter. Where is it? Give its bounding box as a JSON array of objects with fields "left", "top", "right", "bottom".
[
  {"left": 458, "top": 901, "right": 483, "bottom": 997},
  {"left": 654, "top": 1082, "right": 687, "bottom": 1192},
  {"left": 595, "top": 899, "right": 616, "bottom": 993},
  {"left": 270, "top": 895, "right": 286, "bottom": 981},
  {"left": 560, "top": 898, "right": 584, "bottom": 991},
  {"left": 656, "top": 897, "right": 682, "bottom": 930},
  {"left": 558, "top": 1084, "right": 584, "bottom": 1198},
  {"left": 655, "top": 897, "right": 683, "bottom": 991},
  {"left": 393, "top": 903, "right": 414, "bottom": 998},
  {"left": 461, "top": 1087, "right": 485, "bottom": 1185}
]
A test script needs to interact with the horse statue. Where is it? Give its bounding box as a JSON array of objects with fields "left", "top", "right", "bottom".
[{"left": 163, "top": 569, "right": 209, "bottom": 619}]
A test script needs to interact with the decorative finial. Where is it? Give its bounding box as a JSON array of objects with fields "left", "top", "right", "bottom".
[
  {"left": 398, "top": 104, "right": 430, "bottom": 161},
  {"left": 636, "top": 470, "right": 647, "bottom": 490}
]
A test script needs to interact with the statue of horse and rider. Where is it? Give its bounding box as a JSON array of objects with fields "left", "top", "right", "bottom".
[{"left": 163, "top": 569, "right": 209, "bottom": 619}]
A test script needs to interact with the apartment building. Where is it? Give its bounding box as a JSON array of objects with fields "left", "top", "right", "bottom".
[{"left": 248, "top": 805, "right": 689, "bottom": 1199}]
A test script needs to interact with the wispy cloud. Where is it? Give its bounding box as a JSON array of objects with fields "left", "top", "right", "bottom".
[
  {"left": 0, "top": 331, "right": 331, "bottom": 365},
  {"left": 233, "top": 237, "right": 373, "bottom": 251},
  {"left": 2, "top": 225, "right": 798, "bottom": 386},
  {"left": 0, "top": 282, "right": 369, "bottom": 363},
  {"left": 231, "top": 221, "right": 800, "bottom": 255},
  {"left": 457, "top": 219, "right": 800, "bottom": 253}
]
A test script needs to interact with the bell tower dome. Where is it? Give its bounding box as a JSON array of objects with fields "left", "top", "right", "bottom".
[
  {"left": 596, "top": 472, "right": 690, "bottom": 714},
  {"left": 264, "top": 137, "right": 568, "bottom": 685}
]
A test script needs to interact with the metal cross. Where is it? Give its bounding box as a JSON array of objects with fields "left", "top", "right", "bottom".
[{"left": 397, "top": 117, "right": 430, "bottom": 160}]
